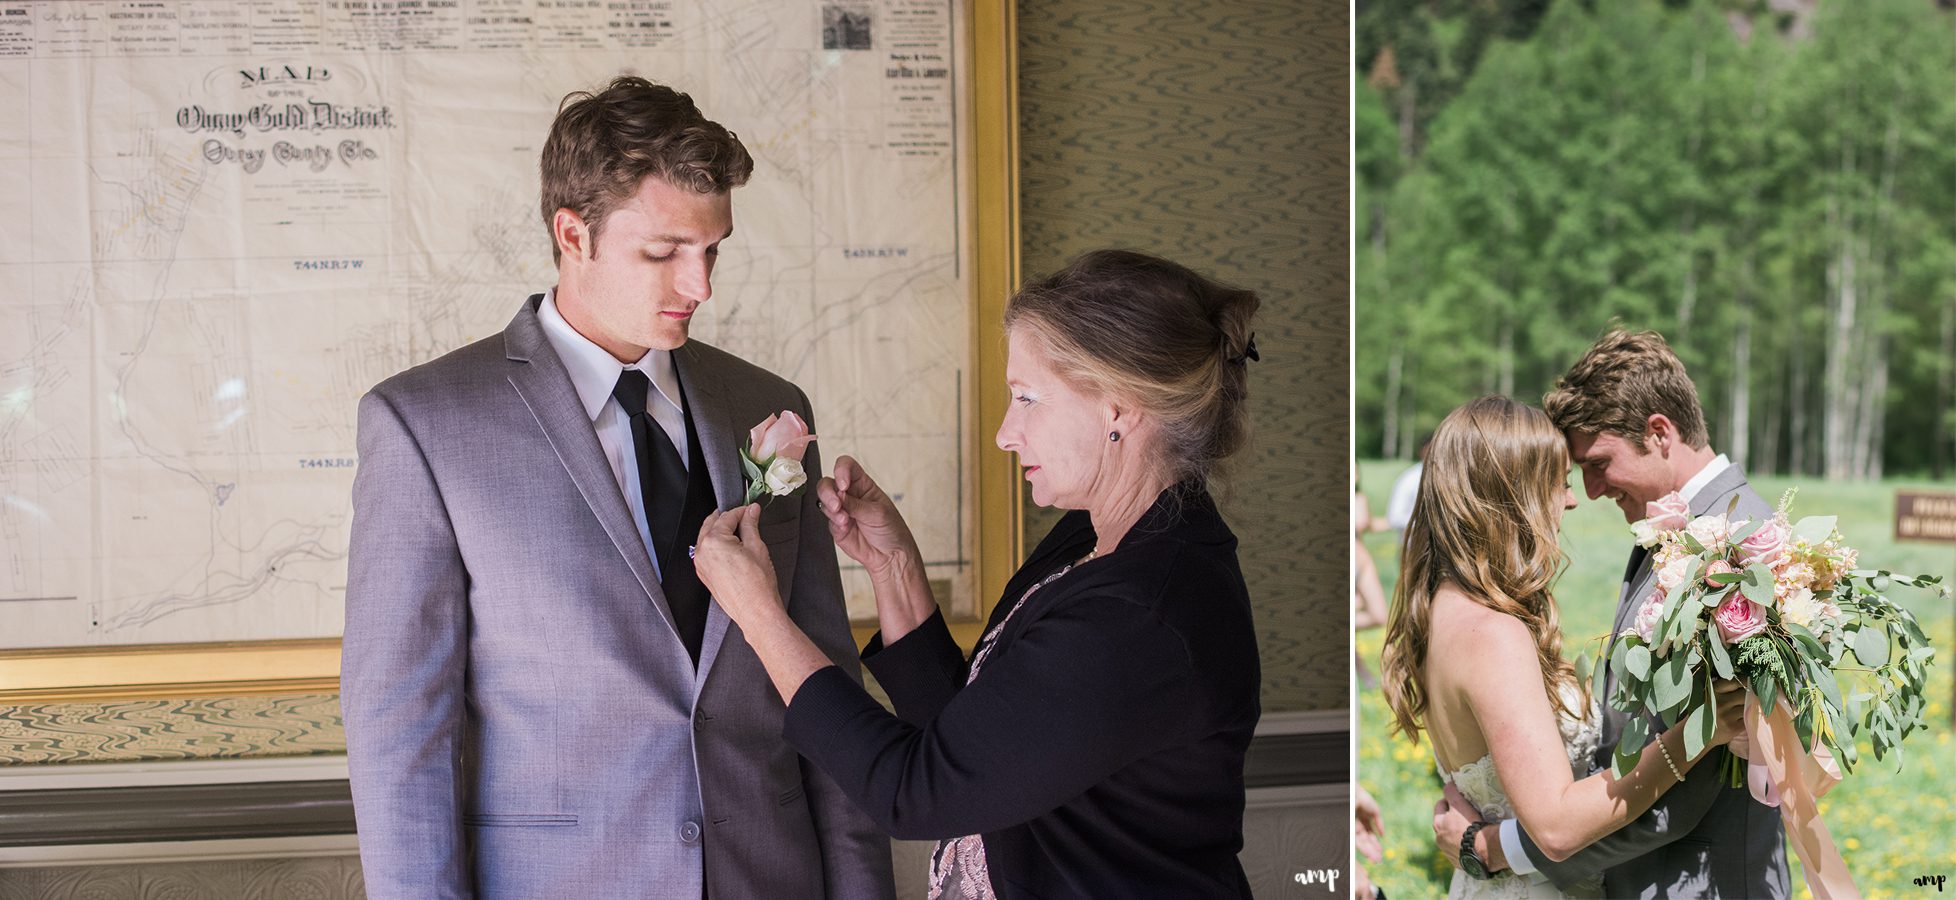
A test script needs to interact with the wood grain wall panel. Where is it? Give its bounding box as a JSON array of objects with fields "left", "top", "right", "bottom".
[{"left": 1016, "top": 0, "right": 1349, "bottom": 712}]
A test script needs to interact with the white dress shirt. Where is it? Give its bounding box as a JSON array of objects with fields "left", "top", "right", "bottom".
[
  {"left": 1386, "top": 462, "right": 1423, "bottom": 531},
  {"left": 537, "top": 288, "right": 690, "bottom": 580},
  {"left": 1500, "top": 450, "right": 1733, "bottom": 877}
]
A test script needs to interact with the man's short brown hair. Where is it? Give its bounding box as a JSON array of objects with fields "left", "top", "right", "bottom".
[
  {"left": 540, "top": 76, "right": 753, "bottom": 264},
  {"left": 1543, "top": 328, "right": 1709, "bottom": 450}
]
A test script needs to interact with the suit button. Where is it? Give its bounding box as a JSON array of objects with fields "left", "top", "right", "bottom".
[
  {"left": 693, "top": 707, "right": 707, "bottom": 724},
  {"left": 680, "top": 821, "right": 701, "bottom": 844}
]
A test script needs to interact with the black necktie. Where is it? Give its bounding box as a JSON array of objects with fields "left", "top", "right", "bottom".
[{"left": 611, "top": 369, "right": 705, "bottom": 661}]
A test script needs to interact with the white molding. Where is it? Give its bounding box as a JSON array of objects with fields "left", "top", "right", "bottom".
[
  {"left": 1245, "top": 782, "right": 1347, "bottom": 809},
  {"left": 1255, "top": 708, "right": 1350, "bottom": 736},
  {"left": 0, "top": 834, "right": 359, "bottom": 867},
  {"left": 0, "top": 754, "right": 348, "bottom": 791}
]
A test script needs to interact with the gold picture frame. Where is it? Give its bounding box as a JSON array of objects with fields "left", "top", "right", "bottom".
[{"left": 0, "top": 2, "right": 1023, "bottom": 706}]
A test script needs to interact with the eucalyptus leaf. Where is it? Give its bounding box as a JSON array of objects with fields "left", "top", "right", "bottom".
[
  {"left": 1852, "top": 626, "right": 1890, "bottom": 667},
  {"left": 1786, "top": 623, "right": 1826, "bottom": 658},
  {"left": 1613, "top": 745, "right": 1640, "bottom": 779},
  {"left": 1619, "top": 714, "right": 1651, "bottom": 754},
  {"left": 1684, "top": 701, "right": 1713, "bottom": 760},
  {"left": 1653, "top": 654, "right": 1692, "bottom": 714},
  {"left": 1707, "top": 631, "right": 1734, "bottom": 679},
  {"left": 1627, "top": 645, "right": 1652, "bottom": 681},
  {"left": 1813, "top": 664, "right": 1843, "bottom": 712},
  {"left": 1790, "top": 515, "right": 1837, "bottom": 543}
]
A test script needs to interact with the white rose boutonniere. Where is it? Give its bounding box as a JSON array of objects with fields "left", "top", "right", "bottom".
[{"left": 742, "top": 411, "right": 817, "bottom": 505}]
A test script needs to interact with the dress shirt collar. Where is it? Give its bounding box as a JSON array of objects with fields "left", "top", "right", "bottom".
[
  {"left": 1679, "top": 452, "right": 1732, "bottom": 504},
  {"left": 538, "top": 287, "right": 683, "bottom": 421}
]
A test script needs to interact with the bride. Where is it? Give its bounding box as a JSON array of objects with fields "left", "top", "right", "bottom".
[{"left": 1379, "top": 396, "right": 1744, "bottom": 899}]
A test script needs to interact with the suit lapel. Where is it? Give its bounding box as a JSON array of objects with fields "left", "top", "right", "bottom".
[
  {"left": 675, "top": 343, "right": 746, "bottom": 689},
  {"left": 1689, "top": 465, "right": 1750, "bottom": 518},
  {"left": 501, "top": 296, "right": 677, "bottom": 639}
]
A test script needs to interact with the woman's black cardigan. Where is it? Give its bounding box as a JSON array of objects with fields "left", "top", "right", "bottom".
[{"left": 784, "top": 486, "right": 1262, "bottom": 898}]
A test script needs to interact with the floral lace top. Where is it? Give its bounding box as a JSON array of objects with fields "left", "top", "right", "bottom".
[
  {"left": 926, "top": 560, "right": 1082, "bottom": 900},
  {"left": 1437, "top": 683, "right": 1605, "bottom": 899}
]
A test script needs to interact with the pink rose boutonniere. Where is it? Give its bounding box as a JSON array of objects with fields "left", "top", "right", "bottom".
[{"left": 742, "top": 411, "right": 817, "bottom": 505}]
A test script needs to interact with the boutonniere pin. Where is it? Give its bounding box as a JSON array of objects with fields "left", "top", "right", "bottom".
[{"left": 741, "top": 411, "right": 817, "bottom": 505}]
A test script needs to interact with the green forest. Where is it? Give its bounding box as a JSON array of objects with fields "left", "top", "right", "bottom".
[{"left": 1356, "top": 0, "right": 1956, "bottom": 478}]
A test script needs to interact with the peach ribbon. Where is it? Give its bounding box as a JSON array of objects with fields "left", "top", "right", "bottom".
[{"left": 1742, "top": 694, "right": 1858, "bottom": 899}]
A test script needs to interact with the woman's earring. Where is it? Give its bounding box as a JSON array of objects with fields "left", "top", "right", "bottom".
[{"left": 1109, "top": 431, "right": 1121, "bottom": 442}]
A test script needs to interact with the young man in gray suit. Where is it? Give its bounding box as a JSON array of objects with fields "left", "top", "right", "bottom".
[
  {"left": 1435, "top": 330, "right": 1790, "bottom": 898},
  {"left": 342, "top": 76, "right": 895, "bottom": 900}
]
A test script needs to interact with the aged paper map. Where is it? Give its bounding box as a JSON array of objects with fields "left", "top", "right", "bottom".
[{"left": 0, "top": 0, "right": 972, "bottom": 647}]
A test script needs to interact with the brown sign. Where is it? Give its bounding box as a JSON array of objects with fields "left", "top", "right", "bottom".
[{"left": 1895, "top": 491, "right": 1956, "bottom": 544}]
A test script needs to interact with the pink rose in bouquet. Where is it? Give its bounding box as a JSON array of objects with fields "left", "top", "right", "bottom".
[
  {"left": 1702, "top": 559, "right": 1739, "bottom": 588},
  {"left": 1737, "top": 518, "right": 1791, "bottom": 570},
  {"left": 1644, "top": 491, "right": 1691, "bottom": 532},
  {"left": 1713, "top": 592, "right": 1768, "bottom": 643},
  {"left": 1632, "top": 588, "right": 1666, "bottom": 643}
]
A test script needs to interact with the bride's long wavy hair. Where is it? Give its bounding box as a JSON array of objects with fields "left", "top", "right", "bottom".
[{"left": 1381, "top": 396, "right": 1584, "bottom": 742}]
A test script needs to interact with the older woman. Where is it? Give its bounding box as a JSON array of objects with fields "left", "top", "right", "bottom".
[{"left": 693, "top": 249, "right": 1262, "bottom": 898}]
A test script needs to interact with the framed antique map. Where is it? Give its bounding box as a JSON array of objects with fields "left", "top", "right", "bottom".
[{"left": 0, "top": 0, "right": 1020, "bottom": 703}]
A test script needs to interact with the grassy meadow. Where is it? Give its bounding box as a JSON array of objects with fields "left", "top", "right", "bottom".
[{"left": 1355, "top": 460, "right": 1956, "bottom": 898}]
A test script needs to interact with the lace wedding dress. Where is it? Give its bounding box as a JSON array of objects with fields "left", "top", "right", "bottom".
[{"left": 1439, "top": 685, "right": 1606, "bottom": 899}]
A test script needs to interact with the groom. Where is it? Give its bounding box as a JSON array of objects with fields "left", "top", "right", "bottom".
[
  {"left": 1434, "top": 329, "right": 1789, "bottom": 898},
  {"left": 342, "top": 77, "right": 894, "bottom": 899}
]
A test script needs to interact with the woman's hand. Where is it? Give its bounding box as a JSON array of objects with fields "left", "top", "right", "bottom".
[
  {"left": 693, "top": 504, "right": 785, "bottom": 629},
  {"left": 817, "top": 456, "right": 923, "bottom": 584},
  {"left": 1710, "top": 678, "right": 1748, "bottom": 751},
  {"left": 692, "top": 503, "right": 834, "bottom": 704}
]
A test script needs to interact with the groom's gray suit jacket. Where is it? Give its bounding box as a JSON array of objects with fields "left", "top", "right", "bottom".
[
  {"left": 342, "top": 294, "right": 894, "bottom": 899},
  {"left": 1518, "top": 464, "right": 1789, "bottom": 898}
]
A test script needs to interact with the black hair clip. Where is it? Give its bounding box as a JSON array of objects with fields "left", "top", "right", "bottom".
[{"left": 1229, "top": 333, "right": 1260, "bottom": 365}]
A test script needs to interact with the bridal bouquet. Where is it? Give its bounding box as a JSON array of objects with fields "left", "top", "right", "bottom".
[{"left": 1601, "top": 488, "right": 1943, "bottom": 896}]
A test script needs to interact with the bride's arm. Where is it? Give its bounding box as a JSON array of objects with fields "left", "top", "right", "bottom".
[{"left": 1441, "top": 604, "right": 1735, "bottom": 863}]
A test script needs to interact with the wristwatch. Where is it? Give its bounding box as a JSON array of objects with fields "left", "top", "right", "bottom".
[{"left": 1460, "top": 820, "right": 1494, "bottom": 880}]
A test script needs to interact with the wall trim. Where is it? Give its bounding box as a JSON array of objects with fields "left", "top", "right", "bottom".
[
  {"left": 0, "top": 755, "right": 348, "bottom": 791},
  {"left": 1245, "top": 782, "right": 1347, "bottom": 810},
  {"left": 1256, "top": 708, "right": 1350, "bottom": 736},
  {"left": 0, "top": 835, "right": 358, "bottom": 868}
]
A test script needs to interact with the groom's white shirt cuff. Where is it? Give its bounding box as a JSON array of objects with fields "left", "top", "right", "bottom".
[
  {"left": 1679, "top": 453, "right": 1732, "bottom": 503},
  {"left": 1497, "top": 820, "right": 1548, "bottom": 879}
]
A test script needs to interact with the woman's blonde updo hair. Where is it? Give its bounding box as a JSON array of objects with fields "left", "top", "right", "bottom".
[
  {"left": 1380, "top": 396, "right": 1583, "bottom": 742},
  {"left": 1004, "top": 249, "right": 1261, "bottom": 487}
]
